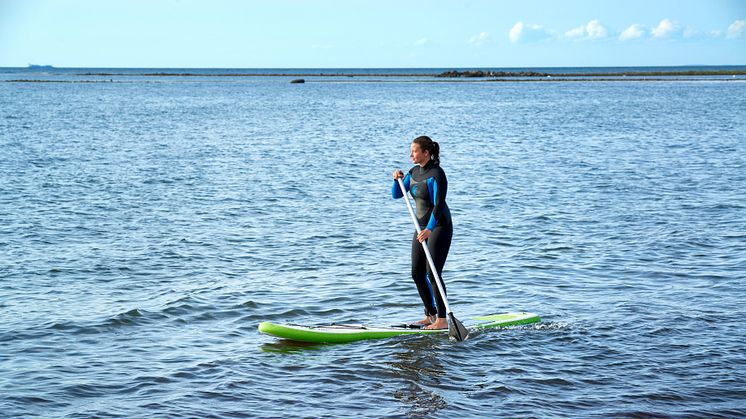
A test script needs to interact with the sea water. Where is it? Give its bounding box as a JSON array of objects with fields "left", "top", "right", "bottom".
[{"left": 1, "top": 70, "right": 745, "bottom": 417}]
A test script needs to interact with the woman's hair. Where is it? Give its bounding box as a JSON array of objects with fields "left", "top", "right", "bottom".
[{"left": 412, "top": 135, "right": 440, "bottom": 165}]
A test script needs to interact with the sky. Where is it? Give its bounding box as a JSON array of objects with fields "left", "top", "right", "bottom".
[{"left": 0, "top": 0, "right": 744, "bottom": 68}]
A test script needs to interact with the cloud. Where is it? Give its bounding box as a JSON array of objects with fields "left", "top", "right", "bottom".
[
  {"left": 414, "top": 37, "right": 428, "bottom": 46},
  {"left": 469, "top": 31, "right": 489, "bottom": 45},
  {"left": 505, "top": 18, "right": 746, "bottom": 44},
  {"left": 619, "top": 24, "right": 645, "bottom": 41},
  {"left": 509, "top": 22, "right": 525, "bottom": 43},
  {"left": 564, "top": 25, "right": 585, "bottom": 39},
  {"left": 683, "top": 26, "right": 699, "bottom": 38},
  {"left": 565, "top": 19, "right": 607, "bottom": 40},
  {"left": 509, "top": 21, "right": 549, "bottom": 43},
  {"left": 727, "top": 20, "right": 745, "bottom": 39},
  {"left": 586, "top": 20, "right": 607, "bottom": 39},
  {"left": 652, "top": 18, "right": 676, "bottom": 38}
]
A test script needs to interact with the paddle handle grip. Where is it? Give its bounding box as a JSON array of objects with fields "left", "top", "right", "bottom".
[{"left": 396, "top": 177, "right": 453, "bottom": 315}]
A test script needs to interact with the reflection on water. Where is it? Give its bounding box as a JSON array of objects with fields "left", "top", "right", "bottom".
[
  {"left": 259, "top": 340, "right": 328, "bottom": 354},
  {"left": 393, "top": 383, "right": 449, "bottom": 418},
  {"left": 386, "top": 337, "right": 449, "bottom": 417}
]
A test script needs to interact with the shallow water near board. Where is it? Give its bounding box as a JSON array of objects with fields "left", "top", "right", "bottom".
[{"left": 1, "top": 74, "right": 745, "bottom": 417}]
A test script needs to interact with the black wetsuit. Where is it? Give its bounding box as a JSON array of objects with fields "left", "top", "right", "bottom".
[{"left": 392, "top": 160, "right": 453, "bottom": 318}]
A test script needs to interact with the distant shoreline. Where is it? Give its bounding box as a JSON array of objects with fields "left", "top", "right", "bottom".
[
  {"left": 6, "top": 68, "right": 746, "bottom": 84},
  {"left": 7, "top": 77, "right": 745, "bottom": 84},
  {"left": 72, "top": 70, "right": 746, "bottom": 77}
]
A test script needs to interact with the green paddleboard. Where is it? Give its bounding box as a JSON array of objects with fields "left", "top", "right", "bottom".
[{"left": 258, "top": 311, "right": 540, "bottom": 343}]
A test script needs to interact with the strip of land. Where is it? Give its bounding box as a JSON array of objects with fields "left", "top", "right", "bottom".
[
  {"left": 6, "top": 69, "right": 746, "bottom": 84},
  {"left": 70, "top": 70, "right": 746, "bottom": 77},
  {"left": 6, "top": 77, "right": 744, "bottom": 84},
  {"left": 5, "top": 79, "right": 115, "bottom": 83},
  {"left": 436, "top": 70, "right": 746, "bottom": 77}
]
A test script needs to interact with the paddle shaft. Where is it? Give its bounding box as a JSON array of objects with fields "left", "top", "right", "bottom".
[{"left": 396, "top": 177, "right": 453, "bottom": 316}]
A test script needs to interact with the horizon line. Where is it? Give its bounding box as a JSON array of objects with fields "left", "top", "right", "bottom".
[{"left": 6, "top": 64, "right": 746, "bottom": 70}]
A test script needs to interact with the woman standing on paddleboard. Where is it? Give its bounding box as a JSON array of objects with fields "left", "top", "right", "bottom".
[{"left": 392, "top": 136, "right": 453, "bottom": 330}]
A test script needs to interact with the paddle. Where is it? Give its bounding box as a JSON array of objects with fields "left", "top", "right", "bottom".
[{"left": 396, "top": 177, "right": 469, "bottom": 341}]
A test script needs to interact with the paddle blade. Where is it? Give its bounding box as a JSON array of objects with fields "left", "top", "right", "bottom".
[{"left": 448, "top": 313, "right": 469, "bottom": 342}]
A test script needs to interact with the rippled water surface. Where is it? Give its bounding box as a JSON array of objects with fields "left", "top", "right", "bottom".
[{"left": 2, "top": 74, "right": 746, "bottom": 418}]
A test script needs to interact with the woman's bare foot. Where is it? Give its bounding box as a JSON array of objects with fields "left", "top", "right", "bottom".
[
  {"left": 424, "top": 318, "right": 448, "bottom": 330},
  {"left": 413, "top": 315, "right": 436, "bottom": 326}
]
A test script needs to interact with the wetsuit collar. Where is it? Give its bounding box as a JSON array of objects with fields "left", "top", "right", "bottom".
[{"left": 419, "top": 160, "right": 435, "bottom": 171}]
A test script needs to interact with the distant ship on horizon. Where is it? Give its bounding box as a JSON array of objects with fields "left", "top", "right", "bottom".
[{"left": 28, "top": 64, "right": 54, "bottom": 69}]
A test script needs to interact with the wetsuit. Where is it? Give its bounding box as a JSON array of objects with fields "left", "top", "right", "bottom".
[{"left": 392, "top": 160, "right": 453, "bottom": 318}]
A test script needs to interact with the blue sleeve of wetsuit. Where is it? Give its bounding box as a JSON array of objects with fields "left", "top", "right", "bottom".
[
  {"left": 391, "top": 173, "right": 411, "bottom": 198},
  {"left": 426, "top": 171, "right": 447, "bottom": 230}
]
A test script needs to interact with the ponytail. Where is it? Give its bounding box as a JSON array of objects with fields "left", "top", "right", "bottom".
[
  {"left": 412, "top": 135, "right": 441, "bottom": 165},
  {"left": 431, "top": 141, "right": 440, "bottom": 165}
]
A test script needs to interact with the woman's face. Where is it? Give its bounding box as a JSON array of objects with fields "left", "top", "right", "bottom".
[{"left": 410, "top": 143, "right": 430, "bottom": 166}]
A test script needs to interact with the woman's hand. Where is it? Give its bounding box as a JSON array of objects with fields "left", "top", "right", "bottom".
[
  {"left": 392, "top": 169, "right": 404, "bottom": 180},
  {"left": 417, "top": 229, "right": 432, "bottom": 242}
]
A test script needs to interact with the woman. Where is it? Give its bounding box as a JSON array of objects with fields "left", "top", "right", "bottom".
[{"left": 392, "top": 136, "right": 453, "bottom": 330}]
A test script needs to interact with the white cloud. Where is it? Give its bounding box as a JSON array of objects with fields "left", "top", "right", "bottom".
[
  {"left": 565, "top": 25, "right": 585, "bottom": 39},
  {"left": 619, "top": 24, "right": 645, "bottom": 41},
  {"left": 509, "top": 21, "right": 549, "bottom": 43},
  {"left": 469, "top": 32, "right": 489, "bottom": 45},
  {"left": 565, "top": 19, "right": 607, "bottom": 40},
  {"left": 652, "top": 19, "right": 676, "bottom": 38},
  {"left": 710, "top": 30, "right": 723, "bottom": 38},
  {"left": 727, "top": 20, "right": 745, "bottom": 39},
  {"left": 683, "top": 26, "right": 699, "bottom": 38},
  {"left": 509, "top": 22, "right": 525, "bottom": 43},
  {"left": 586, "top": 20, "right": 607, "bottom": 39},
  {"left": 414, "top": 38, "right": 428, "bottom": 46}
]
